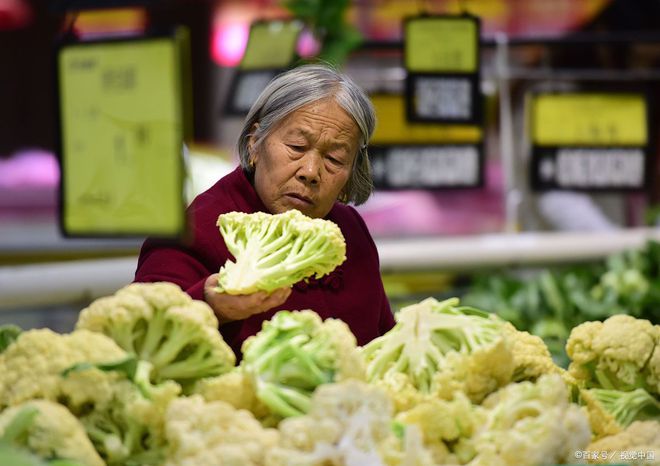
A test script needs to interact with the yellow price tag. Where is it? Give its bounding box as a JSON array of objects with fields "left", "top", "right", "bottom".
[
  {"left": 531, "top": 93, "right": 648, "bottom": 146},
  {"left": 59, "top": 35, "right": 187, "bottom": 236},
  {"left": 240, "top": 20, "right": 302, "bottom": 70},
  {"left": 405, "top": 16, "right": 479, "bottom": 73},
  {"left": 370, "top": 94, "right": 482, "bottom": 144}
]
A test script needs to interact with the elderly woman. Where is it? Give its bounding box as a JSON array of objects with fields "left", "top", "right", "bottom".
[{"left": 135, "top": 64, "right": 395, "bottom": 356}]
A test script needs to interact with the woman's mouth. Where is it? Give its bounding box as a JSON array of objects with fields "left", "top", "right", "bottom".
[{"left": 285, "top": 193, "right": 313, "bottom": 207}]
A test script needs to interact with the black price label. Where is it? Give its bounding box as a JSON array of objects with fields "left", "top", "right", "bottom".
[{"left": 370, "top": 145, "right": 482, "bottom": 189}]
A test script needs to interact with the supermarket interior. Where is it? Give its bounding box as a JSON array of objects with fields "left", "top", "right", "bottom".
[{"left": 0, "top": 0, "right": 659, "bottom": 465}]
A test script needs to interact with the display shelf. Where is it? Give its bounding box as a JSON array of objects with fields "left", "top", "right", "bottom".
[{"left": 2, "top": 228, "right": 660, "bottom": 310}]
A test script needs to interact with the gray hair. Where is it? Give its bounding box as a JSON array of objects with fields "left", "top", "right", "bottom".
[{"left": 237, "top": 64, "right": 376, "bottom": 205}]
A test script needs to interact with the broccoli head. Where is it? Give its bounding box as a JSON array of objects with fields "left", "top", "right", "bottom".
[
  {"left": 215, "top": 210, "right": 346, "bottom": 295},
  {"left": 76, "top": 282, "right": 235, "bottom": 386},
  {"left": 362, "top": 297, "right": 514, "bottom": 403},
  {"left": 566, "top": 314, "right": 658, "bottom": 393},
  {"left": 240, "top": 309, "right": 365, "bottom": 419},
  {"left": 0, "top": 400, "right": 104, "bottom": 466}
]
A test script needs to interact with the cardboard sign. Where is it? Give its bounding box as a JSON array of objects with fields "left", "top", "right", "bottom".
[{"left": 57, "top": 29, "right": 191, "bottom": 236}]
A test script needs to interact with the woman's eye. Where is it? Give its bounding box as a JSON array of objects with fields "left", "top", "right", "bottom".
[
  {"left": 288, "top": 144, "right": 305, "bottom": 152},
  {"left": 327, "top": 156, "right": 343, "bottom": 166}
]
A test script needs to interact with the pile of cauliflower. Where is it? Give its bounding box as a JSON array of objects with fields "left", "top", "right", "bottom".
[{"left": 0, "top": 283, "right": 658, "bottom": 466}]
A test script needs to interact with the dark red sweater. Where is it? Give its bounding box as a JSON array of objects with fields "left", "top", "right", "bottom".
[{"left": 134, "top": 166, "right": 395, "bottom": 356}]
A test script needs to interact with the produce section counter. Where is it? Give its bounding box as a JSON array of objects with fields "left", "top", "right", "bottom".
[{"left": 3, "top": 228, "right": 660, "bottom": 310}]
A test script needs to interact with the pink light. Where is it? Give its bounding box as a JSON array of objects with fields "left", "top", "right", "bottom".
[{"left": 211, "top": 22, "right": 249, "bottom": 67}]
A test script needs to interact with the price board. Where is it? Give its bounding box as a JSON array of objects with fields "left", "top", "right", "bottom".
[
  {"left": 404, "top": 15, "right": 482, "bottom": 124},
  {"left": 369, "top": 93, "right": 483, "bottom": 189},
  {"left": 528, "top": 92, "right": 651, "bottom": 191},
  {"left": 56, "top": 28, "right": 192, "bottom": 237},
  {"left": 225, "top": 20, "right": 301, "bottom": 116}
]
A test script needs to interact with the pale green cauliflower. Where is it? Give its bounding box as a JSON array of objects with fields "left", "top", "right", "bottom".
[
  {"left": 164, "top": 395, "right": 279, "bottom": 466},
  {"left": 0, "top": 400, "right": 105, "bottom": 466},
  {"left": 215, "top": 210, "right": 346, "bottom": 295},
  {"left": 76, "top": 282, "right": 235, "bottom": 386}
]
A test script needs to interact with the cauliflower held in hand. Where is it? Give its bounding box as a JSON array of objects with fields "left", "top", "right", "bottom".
[
  {"left": 267, "top": 380, "right": 435, "bottom": 466},
  {"left": 362, "top": 297, "right": 514, "bottom": 404},
  {"left": 164, "top": 395, "right": 279, "bottom": 466},
  {"left": 76, "top": 282, "right": 235, "bottom": 386},
  {"left": 241, "top": 310, "right": 365, "bottom": 419},
  {"left": 0, "top": 400, "right": 104, "bottom": 466},
  {"left": 566, "top": 314, "right": 658, "bottom": 393},
  {"left": 461, "top": 374, "right": 592, "bottom": 466},
  {"left": 215, "top": 210, "right": 346, "bottom": 295}
]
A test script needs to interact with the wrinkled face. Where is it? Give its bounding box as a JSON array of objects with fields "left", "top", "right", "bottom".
[{"left": 250, "top": 99, "right": 360, "bottom": 219}]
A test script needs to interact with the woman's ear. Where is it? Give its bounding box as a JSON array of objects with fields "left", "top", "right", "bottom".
[{"left": 247, "top": 123, "right": 260, "bottom": 161}]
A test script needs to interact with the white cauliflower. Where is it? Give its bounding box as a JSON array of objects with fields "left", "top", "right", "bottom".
[{"left": 164, "top": 395, "right": 279, "bottom": 466}]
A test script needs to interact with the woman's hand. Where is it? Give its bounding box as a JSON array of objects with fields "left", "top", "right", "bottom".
[{"left": 203, "top": 274, "right": 291, "bottom": 325}]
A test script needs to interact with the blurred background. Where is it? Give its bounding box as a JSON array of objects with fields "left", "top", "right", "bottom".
[{"left": 2, "top": 0, "right": 660, "bottom": 364}]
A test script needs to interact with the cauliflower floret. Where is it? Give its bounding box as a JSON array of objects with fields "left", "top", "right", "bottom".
[
  {"left": 587, "top": 421, "right": 660, "bottom": 465},
  {"left": 267, "top": 380, "right": 435, "bottom": 466},
  {"left": 76, "top": 282, "right": 236, "bottom": 386},
  {"left": 0, "top": 328, "right": 127, "bottom": 410},
  {"left": 164, "top": 395, "right": 279, "bottom": 466},
  {"left": 191, "top": 371, "right": 271, "bottom": 421},
  {"left": 566, "top": 315, "right": 658, "bottom": 393},
  {"left": 503, "top": 323, "right": 563, "bottom": 382},
  {"left": 0, "top": 400, "right": 105, "bottom": 466}
]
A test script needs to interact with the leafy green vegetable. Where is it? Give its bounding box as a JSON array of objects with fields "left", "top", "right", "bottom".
[{"left": 216, "top": 210, "right": 346, "bottom": 295}]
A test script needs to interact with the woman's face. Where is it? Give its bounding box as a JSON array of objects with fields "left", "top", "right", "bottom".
[{"left": 250, "top": 98, "right": 360, "bottom": 219}]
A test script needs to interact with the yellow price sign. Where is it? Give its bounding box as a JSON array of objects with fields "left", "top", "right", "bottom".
[
  {"left": 58, "top": 34, "right": 188, "bottom": 236},
  {"left": 370, "top": 94, "right": 482, "bottom": 144},
  {"left": 405, "top": 16, "right": 479, "bottom": 73},
  {"left": 531, "top": 93, "right": 648, "bottom": 146},
  {"left": 240, "top": 20, "right": 302, "bottom": 70}
]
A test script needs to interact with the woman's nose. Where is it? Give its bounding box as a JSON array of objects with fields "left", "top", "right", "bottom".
[{"left": 296, "top": 152, "right": 321, "bottom": 184}]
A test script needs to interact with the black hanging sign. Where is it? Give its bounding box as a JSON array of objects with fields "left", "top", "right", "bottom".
[
  {"left": 529, "top": 92, "right": 651, "bottom": 191},
  {"left": 403, "top": 14, "right": 482, "bottom": 124}
]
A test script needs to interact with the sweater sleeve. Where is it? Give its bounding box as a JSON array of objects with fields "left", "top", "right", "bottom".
[{"left": 345, "top": 206, "right": 395, "bottom": 336}]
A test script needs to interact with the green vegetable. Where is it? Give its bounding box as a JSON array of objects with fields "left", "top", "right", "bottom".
[
  {"left": 241, "top": 309, "right": 364, "bottom": 418},
  {"left": 215, "top": 210, "right": 346, "bottom": 295}
]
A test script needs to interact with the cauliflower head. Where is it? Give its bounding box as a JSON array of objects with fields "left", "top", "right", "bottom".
[
  {"left": 566, "top": 315, "right": 658, "bottom": 393},
  {"left": 462, "top": 374, "right": 592, "bottom": 466},
  {"left": 164, "top": 395, "right": 279, "bottom": 466},
  {"left": 362, "top": 297, "right": 514, "bottom": 404},
  {"left": 191, "top": 371, "right": 271, "bottom": 421},
  {"left": 267, "top": 380, "right": 435, "bottom": 466},
  {"left": 76, "top": 281, "right": 235, "bottom": 386},
  {"left": 0, "top": 328, "right": 127, "bottom": 411},
  {"left": 216, "top": 210, "right": 346, "bottom": 295},
  {"left": 586, "top": 421, "right": 660, "bottom": 465},
  {"left": 241, "top": 310, "right": 365, "bottom": 419},
  {"left": 0, "top": 400, "right": 104, "bottom": 466},
  {"left": 503, "top": 323, "right": 563, "bottom": 382}
]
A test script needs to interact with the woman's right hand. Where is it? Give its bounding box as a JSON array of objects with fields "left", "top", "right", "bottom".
[{"left": 203, "top": 273, "right": 292, "bottom": 325}]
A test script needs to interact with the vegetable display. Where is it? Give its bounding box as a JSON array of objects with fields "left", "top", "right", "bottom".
[
  {"left": 215, "top": 210, "right": 346, "bottom": 295},
  {"left": 0, "top": 276, "right": 658, "bottom": 463}
]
